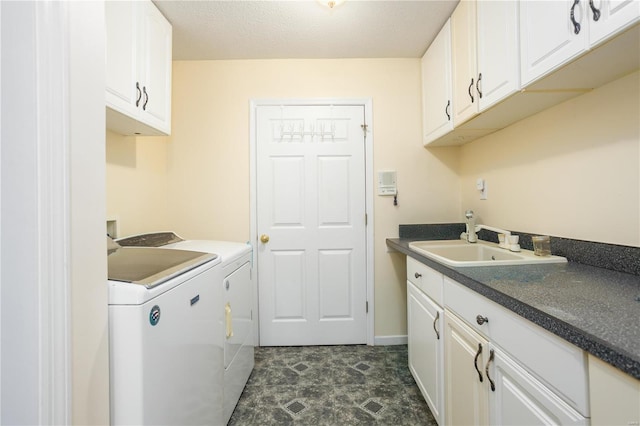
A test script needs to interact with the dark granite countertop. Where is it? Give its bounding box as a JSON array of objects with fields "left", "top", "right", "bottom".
[{"left": 387, "top": 237, "right": 640, "bottom": 379}]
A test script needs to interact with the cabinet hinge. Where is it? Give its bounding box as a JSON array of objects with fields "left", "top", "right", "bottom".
[
  {"left": 366, "top": 301, "right": 369, "bottom": 313},
  {"left": 365, "top": 213, "right": 368, "bottom": 225}
]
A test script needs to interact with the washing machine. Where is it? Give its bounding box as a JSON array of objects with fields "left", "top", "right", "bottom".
[
  {"left": 117, "top": 233, "right": 255, "bottom": 424},
  {"left": 107, "top": 242, "right": 224, "bottom": 425}
]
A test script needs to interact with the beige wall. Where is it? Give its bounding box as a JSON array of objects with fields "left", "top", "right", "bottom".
[
  {"left": 168, "top": 59, "right": 461, "bottom": 339},
  {"left": 106, "top": 58, "right": 461, "bottom": 339},
  {"left": 459, "top": 71, "right": 640, "bottom": 247},
  {"left": 106, "top": 130, "right": 171, "bottom": 237},
  {"left": 107, "top": 62, "right": 639, "bottom": 341}
]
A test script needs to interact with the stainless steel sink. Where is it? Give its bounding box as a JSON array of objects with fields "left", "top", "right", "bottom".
[{"left": 408, "top": 240, "right": 567, "bottom": 267}]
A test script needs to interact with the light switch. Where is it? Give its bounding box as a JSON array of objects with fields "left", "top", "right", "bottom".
[{"left": 477, "top": 178, "right": 487, "bottom": 200}]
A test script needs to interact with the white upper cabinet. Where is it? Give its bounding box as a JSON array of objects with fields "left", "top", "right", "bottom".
[
  {"left": 106, "top": 0, "right": 172, "bottom": 136},
  {"left": 520, "top": 0, "right": 590, "bottom": 87},
  {"left": 106, "top": 1, "right": 138, "bottom": 114},
  {"left": 422, "top": 19, "right": 453, "bottom": 144},
  {"left": 520, "top": 0, "right": 639, "bottom": 87},
  {"left": 422, "top": 0, "right": 637, "bottom": 146},
  {"left": 589, "top": 0, "right": 640, "bottom": 45},
  {"left": 451, "top": 0, "right": 479, "bottom": 126},
  {"left": 452, "top": 0, "right": 520, "bottom": 126},
  {"left": 476, "top": 0, "right": 520, "bottom": 111}
]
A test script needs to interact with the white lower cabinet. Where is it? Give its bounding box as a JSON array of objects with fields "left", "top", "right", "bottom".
[
  {"left": 490, "top": 345, "right": 589, "bottom": 425},
  {"left": 408, "top": 281, "right": 444, "bottom": 425},
  {"left": 444, "top": 310, "right": 588, "bottom": 425},
  {"left": 407, "top": 257, "right": 591, "bottom": 425},
  {"left": 443, "top": 310, "right": 489, "bottom": 425}
]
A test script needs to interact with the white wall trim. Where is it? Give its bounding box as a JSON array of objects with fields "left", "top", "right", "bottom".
[
  {"left": 249, "top": 98, "right": 375, "bottom": 346},
  {"left": 35, "top": 3, "right": 71, "bottom": 424},
  {"left": 0, "top": 2, "right": 71, "bottom": 424},
  {"left": 374, "top": 335, "right": 408, "bottom": 346}
]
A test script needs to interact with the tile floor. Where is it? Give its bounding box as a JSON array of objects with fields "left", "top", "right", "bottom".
[{"left": 228, "top": 345, "right": 437, "bottom": 425}]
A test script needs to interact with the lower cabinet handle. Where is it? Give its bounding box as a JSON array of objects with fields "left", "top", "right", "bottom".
[
  {"left": 414, "top": 272, "right": 422, "bottom": 279},
  {"left": 474, "top": 343, "right": 484, "bottom": 382},
  {"left": 433, "top": 311, "right": 440, "bottom": 340},
  {"left": 486, "top": 349, "right": 496, "bottom": 391}
]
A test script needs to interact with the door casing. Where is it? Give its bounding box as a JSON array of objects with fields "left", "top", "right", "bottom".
[{"left": 249, "top": 98, "right": 374, "bottom": 346}]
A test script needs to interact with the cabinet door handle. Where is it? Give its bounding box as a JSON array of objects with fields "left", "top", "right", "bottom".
[
  {"left": 485, "top": 349, "right": 496, "bottom": 391},
  {"left": 474, "top": 343, "right": 484, "bottom": 382},
  {"left": 589, "top": 0, "right": 601, "bottom": 21},
  {"left": 135, "top": 82, "right": 142, "bottom": 107},
  {"left": 570, "top": 0, "right": 582, "bottom": 34},
  {"left": 414, "top": 272, "right": 422, "bottom": 279},
  {"left": 433, "top": 311, "right": 440, "bottom": 340},
  {"left": 143, "top": 86, "right": 149, "bottom": 111},
  {"left": 476, "top": 73, "right": 483, "bottom": 99},
  {"left": 468, "top": 78, "right": 475, "bottom": 103},
  {"left": 476, "top": 315, "right": 489, "bottom": 325},
  {"left": 445, "top": 100, "right": 451, "bottom": 121}
]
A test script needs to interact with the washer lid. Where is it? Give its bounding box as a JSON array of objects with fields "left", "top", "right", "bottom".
[{"left": 108, "top": 247, "right": 217, "bottom": 288}]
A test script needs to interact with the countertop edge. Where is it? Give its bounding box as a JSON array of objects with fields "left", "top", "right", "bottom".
[{"left": 386, "top": 237, "right": 640, "bottom": 380}]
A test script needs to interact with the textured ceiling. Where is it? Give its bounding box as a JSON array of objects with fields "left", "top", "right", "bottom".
[{"left": 153, "top": 0, "right": 459, "bottom": 60}]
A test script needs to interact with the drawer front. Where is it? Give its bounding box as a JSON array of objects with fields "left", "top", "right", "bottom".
[
  {"left": 444, "top": 277, "right": 589, "bottom": 417},
  {"left": 407, "top": 257, "right": 444, "bottom": 306}
]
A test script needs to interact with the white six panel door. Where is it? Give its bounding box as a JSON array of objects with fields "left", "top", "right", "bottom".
[{"left": 256, "top": 104, "right": 367, "bottom": 346}]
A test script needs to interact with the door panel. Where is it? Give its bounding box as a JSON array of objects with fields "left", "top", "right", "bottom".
[
  {"left": 272, "top": 250, "right": 305, "bottom": 320},
  {"left": 257, "top": 104, "right": 367, "bottom": 346},
  {"left": 318, "top": 249, "right": 352, "bottom": 318}
]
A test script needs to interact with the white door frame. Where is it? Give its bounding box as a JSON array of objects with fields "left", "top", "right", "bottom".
[
  {"left": 1, "top": 1, "right": 71, "bottom": 423},
  {"left": 249, "top": 98, "right": 374, "bottom": 346}
]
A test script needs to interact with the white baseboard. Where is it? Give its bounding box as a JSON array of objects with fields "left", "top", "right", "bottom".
[{"left": 374, "top": 335, "right": 408, "bottom": 346}]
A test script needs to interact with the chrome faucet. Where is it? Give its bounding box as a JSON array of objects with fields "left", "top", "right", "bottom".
[
  {"left": 465, "top": 210, "right": 512, "bottom": 246},
  {"left": 465, "top": 210, "right": 477, "bottom": 243}
]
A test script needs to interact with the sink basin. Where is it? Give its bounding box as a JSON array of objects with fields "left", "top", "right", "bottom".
[{"left": 408, "top": 240, "right": 567, "bottom": 267}]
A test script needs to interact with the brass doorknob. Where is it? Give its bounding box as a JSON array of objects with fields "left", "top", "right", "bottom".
[{"left": 260, "top": 234, "right": 270, "bottom": 243}]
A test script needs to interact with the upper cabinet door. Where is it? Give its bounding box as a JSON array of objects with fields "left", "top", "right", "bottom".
[
  {"left": 588, "top": 0, "right": 640, "bottom": 45},
  {"left": 476, "top": 0, "right": 520, "bottom": 111},
  {"left": 105, "top": 1, "right": 139, "bottom": 116},
  {"left": 421, "top": 19, "right": 453, "bottom": 145},
  {"left": 139, "top": 1, "right": 173, "bottom": 133},
  {"left": 520, "top": 0, "right": 589, "bottom": 87},
  {"left": 106, "top": 0, "right": 172, "bottom": 136},
  {"left": 451, "top": 0, "right": 478, "bottom": 126}
]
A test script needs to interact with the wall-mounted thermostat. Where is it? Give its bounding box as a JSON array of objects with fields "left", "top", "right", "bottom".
[{"left": 377, "top": 170, "right": 397, "bottom": 195}]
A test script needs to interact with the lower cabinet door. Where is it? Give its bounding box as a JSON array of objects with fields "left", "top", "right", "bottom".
[
  {"left": 444, "top": 311, "right": 490, "bottom": 426},
  {"left": 489, "top": 345, "right": 589, "bottom": 425},
  {"left": 408, "top": 282, "right": 444, "bottom": 424}
]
